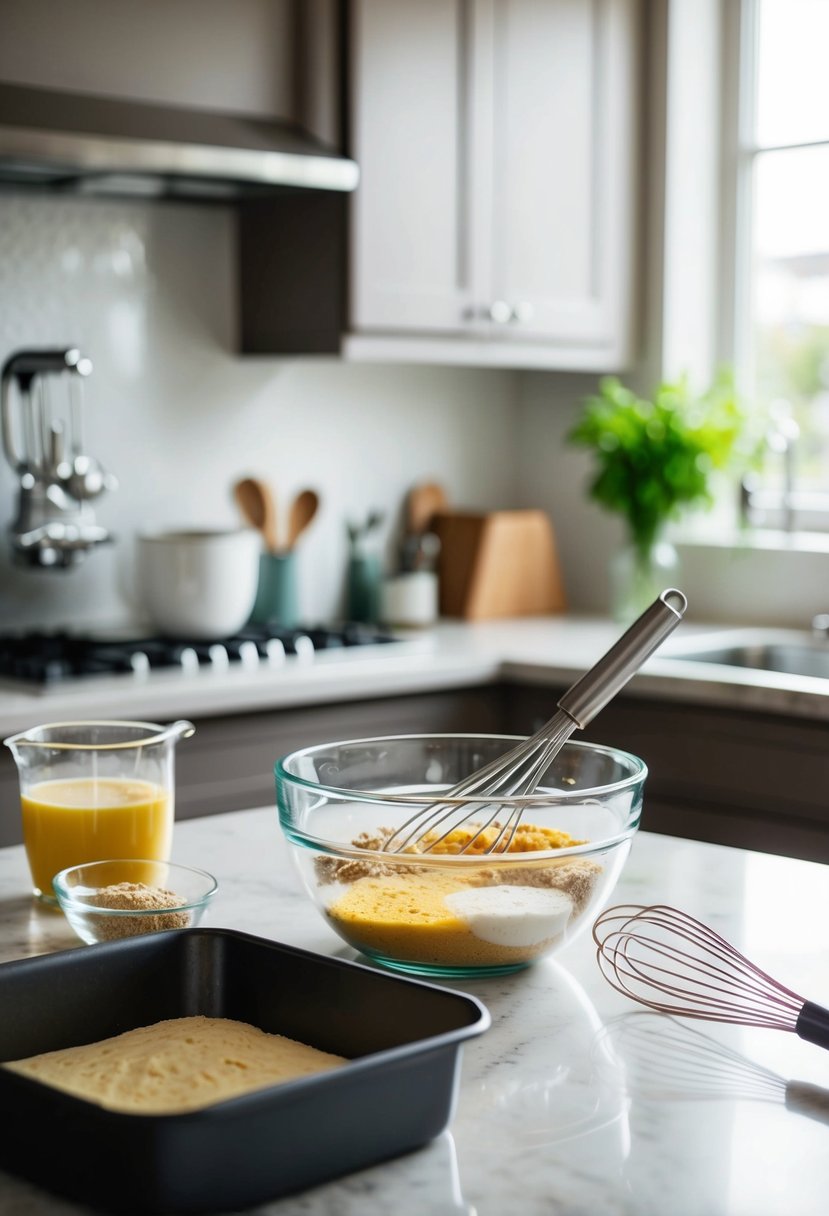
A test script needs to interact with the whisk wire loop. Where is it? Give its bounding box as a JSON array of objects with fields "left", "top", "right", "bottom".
[
  {"left": 383, "top": 715, "right": 576, "bottom": 855},
  {"left": 604, "top": 913, "right": 804, "bottom": 1021},
  {"left": 593, "top": 904, "right": 820, "bottom": 1035},
  {"left": 380, "top": 734, "right": 543, "bottom": 852},
  {"left": 600, "top": 939, "right": 799, "bottom": 1028}
]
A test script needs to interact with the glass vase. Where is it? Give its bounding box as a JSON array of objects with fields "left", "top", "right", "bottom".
[
  {"left": 347, "top": 551, "right": 383, "bottom": 624},
  {"left": 610, "top": 538, "right": 680, "bottom": 624}
]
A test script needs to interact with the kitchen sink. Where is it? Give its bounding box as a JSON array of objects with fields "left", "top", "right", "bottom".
[{"left": 671, "top": 640, "right": 829, "bottom": 680}]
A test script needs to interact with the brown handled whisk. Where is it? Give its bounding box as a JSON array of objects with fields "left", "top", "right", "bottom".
[{"left": 592, "top": 904, "right": 829, "bottom": 1050}]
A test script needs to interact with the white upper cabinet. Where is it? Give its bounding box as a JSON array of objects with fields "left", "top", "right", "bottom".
[{"left": 347, "top": 0, "right": 641, "bottom": 371}]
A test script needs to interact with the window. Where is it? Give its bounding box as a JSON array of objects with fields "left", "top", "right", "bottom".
[{"left": 737, "top": 0, "right": 829, "bottom": 512}]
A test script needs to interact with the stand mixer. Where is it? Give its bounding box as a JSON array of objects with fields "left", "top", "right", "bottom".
[{"left": 1, "top": 348, "right": 116, "bottom": 567}]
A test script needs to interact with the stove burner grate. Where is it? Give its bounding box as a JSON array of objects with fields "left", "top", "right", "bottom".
[{"left": 0, "top": 623, "right": 400, "bottom": 685}]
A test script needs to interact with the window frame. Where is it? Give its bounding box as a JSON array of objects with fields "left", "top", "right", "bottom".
[
  {"left": 721, "top": 0, "right": 829, "bottom": 526},
  {"left": 718, "top": 0, "right": 756, "bottom": 388}
]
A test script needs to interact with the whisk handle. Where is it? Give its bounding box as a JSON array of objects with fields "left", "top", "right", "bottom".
[
  {"left": 785, "top": 1081, "right": 829, "bottom": 1125},
  {"left": 795, "top": 1001, "right": 829, "bottom": 1051},
  {"left": 557, "top": 589, "right": 687, "bottom": 729}
]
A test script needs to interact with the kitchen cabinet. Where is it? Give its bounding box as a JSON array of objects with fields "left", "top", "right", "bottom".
[
  {"left": 505, "top": 684, "right": 829, "bottom": 865},
  {"left": 346, "top": 0, "right": 641, "bottom": 370}
]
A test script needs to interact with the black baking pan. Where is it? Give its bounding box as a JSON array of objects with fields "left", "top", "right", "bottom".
[{"left": 0, "top": 927, "right": 489, "bottom": 1214}]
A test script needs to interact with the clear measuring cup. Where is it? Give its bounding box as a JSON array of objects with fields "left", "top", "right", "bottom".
[{"left": 3, "top": 720, "right": 194, "bottom": 903}]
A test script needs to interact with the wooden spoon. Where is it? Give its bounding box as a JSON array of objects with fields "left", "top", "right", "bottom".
[
  {"left": 233, "top": 477, "right": 279, "bottom": 552},
  {"left": 287, "top": 488, "right": 320, "bottom": 549},
  {"left": 406, "top": 481, "right": 448, "bottom": 534}
]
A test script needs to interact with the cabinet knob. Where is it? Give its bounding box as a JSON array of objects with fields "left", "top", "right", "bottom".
[
  {"left": 465, "top": 301, "right": 535, "bottom": 324},
  {"left": 486, "top": 300, "right": 512, "bottom": 324}
]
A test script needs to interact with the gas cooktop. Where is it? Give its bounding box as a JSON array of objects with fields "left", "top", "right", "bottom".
[{"left": 0, "top": 623, "right": 401, "bottom": 686}]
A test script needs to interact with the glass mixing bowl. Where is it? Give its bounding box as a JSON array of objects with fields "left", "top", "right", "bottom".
[{"left": 276, "top": 734, "right": 647, "bottom": 978}]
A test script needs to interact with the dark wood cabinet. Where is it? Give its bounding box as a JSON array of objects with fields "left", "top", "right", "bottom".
[
  {"left": 237, "top": 192, "right": 347, "bottom": 355},
  {"left": 2, "top": 680, "right": 828, "bottom": 864},
  {"left": 174, "top": 686, "right": 504, "bottom": 822}
]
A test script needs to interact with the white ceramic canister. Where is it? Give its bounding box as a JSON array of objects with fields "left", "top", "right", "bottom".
[
  {"left": 137, "top": 528, "right": 260, "bottom": 638},
  {"left": 381, "top": 571, "right": 439, "bottom": 628}
]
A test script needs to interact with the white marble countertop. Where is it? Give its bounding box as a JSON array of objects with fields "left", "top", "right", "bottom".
[
  {"left": 4, "top": 615, "right": 829, "bottom": 739},
  {"left": 0, "top": 807, "right": 827, "bottom": 1216}
]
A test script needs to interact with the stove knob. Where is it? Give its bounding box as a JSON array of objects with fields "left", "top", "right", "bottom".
[
  {"left": 208, "top": 644, "right": 230, "bottom": 668},
  {"left": 179, "top": 647, "right": 199, "bottom": 674},
  {"left": 42, "top": 659, "right": 71, "bottom": 683},
  {"left": 238, "top": 640, "right": 260, "bottom": 667},
  {"left": 265, "top": 638, "right": 286, "bottom": 664},
  {"left": 293, "top": 634, "right": 315, "bottom": 663},
  {"left": 130, "top": 651, "right": 150, "bottom": 677}
]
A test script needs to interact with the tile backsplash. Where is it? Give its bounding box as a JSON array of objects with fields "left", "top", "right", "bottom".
[
  {"left": 4, "top": 195, "right": 819, "bottom": 635},
  {"left": 0, "top": 195, "right": 519, "bottom": 630}
]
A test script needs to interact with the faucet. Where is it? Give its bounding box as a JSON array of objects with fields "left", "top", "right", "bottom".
[
  {"left": 739, "top": 406, "right": 800, "bottom": 532},
  {"left": 768, "top": 410, "right": 800, "bottom": 532},
  {"left": 1, "top": 348, "right": 117, "bottom": 567},
  {"left": 812, "top": 614, "right": 829, "bottom": 638}
]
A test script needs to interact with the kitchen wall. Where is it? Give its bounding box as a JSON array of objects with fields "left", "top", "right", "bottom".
[
  {"left": 0, "top": 195, "right": 520, "bottom": 630},
  {"left": 4, "top": 193, "right": 828, "bottom": 633}
]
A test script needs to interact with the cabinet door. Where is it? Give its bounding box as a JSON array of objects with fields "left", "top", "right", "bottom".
[
  {"left": 350, "top": 0, "right": 477, "bottom": 332},
  {"left": 486, "top": 0, "right": 638, "bottom": 350},
  {"left": 348, "top": 0, "right": 640, "bottom": 368}
]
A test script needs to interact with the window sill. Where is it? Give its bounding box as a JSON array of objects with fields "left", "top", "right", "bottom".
[
  {"left": 672, "top": 526, "right": 829, "bottom": 556},
  {"left": 663, "top": 524, "right": 829, "bottom": 628}
]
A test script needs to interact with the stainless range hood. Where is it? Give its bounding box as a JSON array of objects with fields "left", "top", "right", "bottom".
[{"left": 0, "top": 81, "right": 359, "bottom": 199}]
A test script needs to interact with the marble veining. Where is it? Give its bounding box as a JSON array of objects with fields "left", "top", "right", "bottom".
[{"left": 0, "top": 812, "right": 827, "bottom": 1215}]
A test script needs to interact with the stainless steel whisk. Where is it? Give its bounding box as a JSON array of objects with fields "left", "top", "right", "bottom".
[
  {"left": 593, "top": 904, "right": 829, "bottom": 1050},
  {"left": 383, "top": 588, "right": 687, "bottom": 855}
]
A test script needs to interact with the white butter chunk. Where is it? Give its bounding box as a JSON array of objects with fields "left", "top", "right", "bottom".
[{"left": 444, "top": 885, "right": 574, "bottom": 947}]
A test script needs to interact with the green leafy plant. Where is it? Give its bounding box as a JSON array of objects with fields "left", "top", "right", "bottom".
[{"left": 568, "top": 371, "right": 749, "bottom": 559}]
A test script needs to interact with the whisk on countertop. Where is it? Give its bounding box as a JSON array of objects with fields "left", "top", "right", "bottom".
[
  {"left": 593, "top": 904, "right": 829, "bottom": 1050},
  {"left": 383, "top": 588, "right": 687, "bottom": 855}
]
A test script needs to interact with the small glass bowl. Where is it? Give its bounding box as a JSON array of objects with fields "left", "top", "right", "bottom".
[
  {"left": 276, "top": 734, "right": 647, "bottom": 978},
  {"left": 53, "top": 859, "right": 218, "bottom": 945}
]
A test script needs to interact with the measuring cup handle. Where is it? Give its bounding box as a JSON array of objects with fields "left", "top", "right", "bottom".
[{"left": 164, "top": 720, "right": 196, "bottom": 742}]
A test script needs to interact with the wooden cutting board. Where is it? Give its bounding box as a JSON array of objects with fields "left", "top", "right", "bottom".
[{"left": 433, "top": 509, "right": 566, "bottom": 619}]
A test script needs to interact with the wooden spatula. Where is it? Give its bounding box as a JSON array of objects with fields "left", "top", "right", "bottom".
[
  {"left": 233, "top": 477, "right": 279, "bottom": 553},
  {"left": 406, "top": 482, "right": 448, "bottom": 534},
  {"left": 287, "top": 489, "right": 319, "bottom": 549}
]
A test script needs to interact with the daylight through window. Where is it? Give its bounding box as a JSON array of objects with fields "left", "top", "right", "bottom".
[{"left": 747, "top": 0, "right": 829, "bottom": 496}]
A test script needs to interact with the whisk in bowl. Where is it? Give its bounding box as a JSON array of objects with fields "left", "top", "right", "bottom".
[
  {"left": 593, "top": 904, "right": 829, "bottom": 1050},
  {"left": 383, "top": 588, "right": 687, "bottom": 856}
]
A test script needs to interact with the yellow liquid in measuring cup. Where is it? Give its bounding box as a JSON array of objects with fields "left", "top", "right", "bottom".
[{"left": 21, "top": 778, "right": 172, "bottom": 899}]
